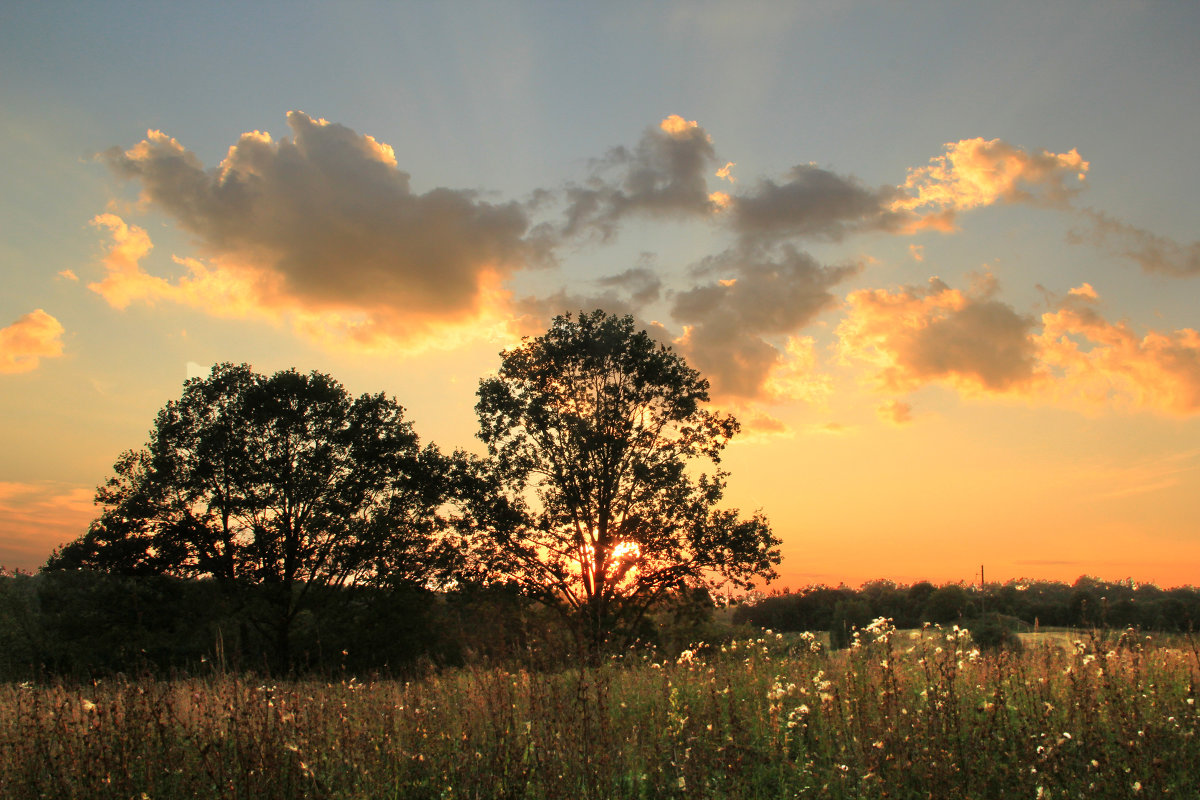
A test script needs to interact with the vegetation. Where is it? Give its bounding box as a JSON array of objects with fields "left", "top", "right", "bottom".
[
  {"left": 736, "top": 578, "right": 1200, "bottom": 643},
  {"left": 13, "top": 312, "right": 1200, "bottom": 797},
  {"left": 2, "top": 622, "right": 1198, "bottom": 799},
  {"left": 468, "top": 310, "right": 780, "bottom": 655},
  {"left": 46, "top": 363, "right": 455, "bottom": 670}
]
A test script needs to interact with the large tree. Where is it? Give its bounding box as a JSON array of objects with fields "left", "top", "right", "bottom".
[
  {"left": 469, "top": 310, "right": 780, "bottom": 653},
  {"left": 48, "top": 363, "right": 453, "bottom": 668}
]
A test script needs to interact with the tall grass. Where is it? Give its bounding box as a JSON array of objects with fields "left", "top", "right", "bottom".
[{"left": 2, "top": 623, "right": 1197, "bottom": 799}]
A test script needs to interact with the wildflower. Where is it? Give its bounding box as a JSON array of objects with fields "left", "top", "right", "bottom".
[{"left": 1132, "top": 781, "right": 1142, "bottom": 792}]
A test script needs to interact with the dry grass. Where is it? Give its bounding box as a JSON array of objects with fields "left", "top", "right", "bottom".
[{"left": 2, "top": 623, "right": 1197, "bottom": 799}]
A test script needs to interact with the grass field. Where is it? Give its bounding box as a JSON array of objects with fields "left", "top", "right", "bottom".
[{"left": 2, "top": 622, "right": 1197, "bottom": 799}]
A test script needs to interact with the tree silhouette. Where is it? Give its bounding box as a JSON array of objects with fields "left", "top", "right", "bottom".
[
  {"left": 467, "top": 310, "right": 780, "bottom": 655},
  {"left": 48, "top": 363, "right": 453, "bottom": 669}
]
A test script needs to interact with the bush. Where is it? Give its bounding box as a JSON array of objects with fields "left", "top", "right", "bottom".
[{"left": 967, "top": 613, "right": 1024, "bottom": 652}]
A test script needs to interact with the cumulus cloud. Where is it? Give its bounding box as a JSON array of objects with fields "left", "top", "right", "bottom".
[
  {"left": 1072, "top": 209, "right": 1200, "bottom": 277},
  {"left": 88, "top": 214, "right": 285, "bottom": 318},
  {"left": 728, "top": 138, "right": 1088, "bottom": 242},
  {"left": 1037, "top": 287, "right": 1200, "bottom": 415},
  {"left": 671, "top": 244, "right": 856, "bottom": 400},
  {"left": 560, "top": 115, "right": 724, "bottom": 240},
  {"left": 838, "top": 276, "right": 1200, "bottom": 417},
  {"left": 729, "top": 164, "right": 911, "bottom": 241},
  {"left": 0, "top": 309, "right": 66, "bottom": 374},
  {"left": 98, "top": 112, "right": 541, "bottom": 348},
  {"left": 837, "top": 273, "right": 1040, "bottom": 395},
  {"left": 896, "top": 137, "right": 1088, "bottom": 216},
  {"left": 594, "top": 265, "right": 663, "bottom": 306}
]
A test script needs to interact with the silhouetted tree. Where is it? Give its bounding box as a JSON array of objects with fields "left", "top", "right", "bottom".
[
  {"left": 48, "top": 363, "right": 454, "bottom": 670},
  {"left": 465, "top": 310, "right": 780, "bottom": 656}
]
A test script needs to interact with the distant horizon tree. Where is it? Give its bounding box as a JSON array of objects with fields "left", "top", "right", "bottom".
[
  {"left": 46, "top": 363, "right": 455, "bottom": 670},
  {"left": 463, "top": 310, "right": 781, "bottom": 656}
]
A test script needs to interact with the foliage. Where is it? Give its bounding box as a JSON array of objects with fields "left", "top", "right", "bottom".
[
  {"left": 966, "top": 613, "right": 1025, "bottom": 652},
  {"left": 3, "top": 626, "right": 1199, "bottom": 799},
  {"left": 468, "top": 310, "right": 780, "bottom": 653},
  {"left": 46, "top": 363, "right": 455, "bottom": 669},
  {"left": 736, "top": 577, "right": 1200, "bottom": 637}
]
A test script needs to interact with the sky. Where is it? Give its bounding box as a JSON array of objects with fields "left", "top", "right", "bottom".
[{"left": 2, "top": 1, "right": 1198, "bottom": 588}]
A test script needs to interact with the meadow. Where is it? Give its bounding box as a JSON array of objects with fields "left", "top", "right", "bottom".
[{"left": 2, "top": 622, "right": 1197, "bottom": 799}]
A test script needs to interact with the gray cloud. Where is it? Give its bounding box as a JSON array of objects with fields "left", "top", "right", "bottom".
[
  {"left": 560, "top": 116, "right": 722, "bottom": 240},
  {"left": 671, "top": 244, "right": 859, "bottom": 399},
  {"left": 594, "top": 264, "right": 663, "bottom": 306},
  {"left": 1073, "top": 209, "right": 1200, "bottom": 278},
  {"left": 511, "top": 261, "right": 667, "bottom": 341},
  {"left": 839, "top": 275, "right": 1039, "bottom": 394},
  {"left": 101, "top": 112, "right": 541, "bottom": 330},
  {"left": 729, "top": 164, "right": 911, "bottom": 241},
  {"left": 906, "top": 295, "right": 1037, "bottom": 390}
]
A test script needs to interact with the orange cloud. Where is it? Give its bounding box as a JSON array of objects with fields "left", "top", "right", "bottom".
[
  {"left": 88, "top": 214, "right": 284, "bottom": 318},
  {"left": 0, "top": 309, "right": 66, "bottom": 374},
  {"left": 839, "top": 277, "right": 1200, "bottom": 417},
  {"left": 728, "top": 138, "right": 1086, "bottom": 242},
  {"left": 87, "top": 214, "right": 518, "bottom": 354},
  {"left": 1038, "top": 292, "right": 1200, "bottom": 415},
  {"left": 837, "top": 273, "right": 1040, "bottom": 395},
  {"left": 660, "top": 114, "right": 701, "bottom": 137},
  {"left": 894, "top": 137, "right": 1088, "bottom": 222}
]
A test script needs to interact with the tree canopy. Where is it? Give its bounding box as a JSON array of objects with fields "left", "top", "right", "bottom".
[
  {"left": 469, "top": 310, "right": 780, "bottom": 651},
  {"left": 48, "top": 363, "right": 453, "bottom": 667}
]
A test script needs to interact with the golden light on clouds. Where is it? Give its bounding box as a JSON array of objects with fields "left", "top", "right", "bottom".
[
  {"left": 1038, "top": 298, "right": 1200, "bottom": 416},
  {"left": 837, "top": 274, "right": 1039, "bottom": 395},
  {"left": 838, "top": 277, "right": 1200, "bottom": 418},
  {"left": 708, "top": 190, "right": 732, "bottom": 210},
  {"left": 895, "top": 137, "right": 1089, "bottom": 215},
  {"left": 659, "top": 114, "right": 701, "bottom": 137},
  {"left": 88, "top": 213, "right": 521, "bottom": 357},
  {"left": 0, "top": 309, "right": 66, "bottom": 374}
]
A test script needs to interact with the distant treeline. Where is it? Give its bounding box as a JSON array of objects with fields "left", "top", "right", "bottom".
[
  {"left": 734, "top": 577, "right": 1200, "bottom": 639},
  {"left": 3, "top": 570, "right": 1198, "bottom": 680},
  {"left": 0, "top": 569, "right": 717, "bottom": 680}
]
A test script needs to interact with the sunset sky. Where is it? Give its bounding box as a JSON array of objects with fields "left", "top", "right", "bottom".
[{"left": 2, "top": 2, "right": 1198, "bottom": 587}]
